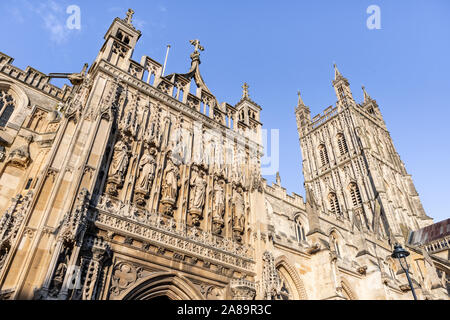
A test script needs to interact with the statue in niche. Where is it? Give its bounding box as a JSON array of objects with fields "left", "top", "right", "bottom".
[
  {"left": 212, "top": 178, "right": 226, "bottom": 235},
  {"left": 232, "top": 186, "right": 245, "bottom": 242},
  {"left": 108, "top": 140, "right": 129, "bottom": 182},
  {"left": 106, "top": 139, "right": 129, "bottom": 196},
  {"left": 160, "top": 151, "right": 181, "bottom": 216},
  {"left": 49, "top": 245, "right": 71, "bottom": 297},
  {"left": 188, "top": 166, "right": 207, "bottom": 226},
  {"left": 136, "top": 147, "right": 157, "bottom": 193}
]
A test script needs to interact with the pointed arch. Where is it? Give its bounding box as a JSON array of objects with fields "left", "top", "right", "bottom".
[
  {"left": 118, "top": 271, "right": 204, "bottom": 300},
  {"left": 275, "top": 255, "right": 308, "bottom": 300},
  {"left": 341, "top": 278, "right": 358, "bottom": 300},
  {"left": 0, "top": 79, "right": 29, "bottom": 127},
  {"left": 336, "top": 132, "right": 348, "bottom": 155}
]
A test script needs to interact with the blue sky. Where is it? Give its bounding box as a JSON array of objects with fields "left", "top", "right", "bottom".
[{"left": 0, "top": 0, "right": 449, "bottom": 222}]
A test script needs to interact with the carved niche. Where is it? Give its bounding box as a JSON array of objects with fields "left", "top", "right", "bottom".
[
  {"left": 231, "top": 185, "right": 246, "bottom": 243},
  {"left": 134, "top": 146, "right": 157, "bottom": 206},
  {"left": 211, "top": 177, "right": 226, "bottom": 235},
  {"left": 0, "top": 191, "right": 33, "bottom": 271},
  {"left": 188, "top": 165, "right": 207, "bottom": 226},
  {"left": 159, "top": 151, "right": 181, "bottom": 217},
  {"left": 106, "top": 138, "right": 130, "bottom": 197}
]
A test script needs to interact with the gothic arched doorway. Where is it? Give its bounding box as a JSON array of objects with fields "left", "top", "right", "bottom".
[{"left": 119, "top": 272, "right": 203, "bottom": 300}]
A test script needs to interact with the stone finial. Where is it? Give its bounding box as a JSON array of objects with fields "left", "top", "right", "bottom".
[
  {"left": 297, "top": 90, "right": 305, "bottom": 106},
  {"left": 362, "top": 85, "right": 371, "bottom": 102},
  {"left": 189, "top": 39, "right": 204, "bottom": 53},
  {"left": 276, "top": 172, "right": 281, "bottom": 185},
  {"left": 334, "top": 63, "right": 341, "bottom": 80},
  {"left": 242, "top": 82, "right": 249, "bottom": 99},
  {"left": 125, "top": 9, "right": 135, "bottom": 25}
]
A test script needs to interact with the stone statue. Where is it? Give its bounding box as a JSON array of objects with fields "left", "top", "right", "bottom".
[
  {"left": 49, "top": 245, "right": 71, "bottom": 297},
  {"left": 160, "top": 152, "right": 181, "bottom": 216},
  {"left": 188, "top": 166, "right": 207, "bottom": 226},
  {"left": 108, "top": 140, "right": 129, "bottom": 181},
  {"left": 136, "top": 147, "right": 157, "bottom": 192},
  {"left": 232, "top": 186, "right": 245, "bottom": 242},
  {"left": 212, "top": 178, "right": 226, "bottom": 234},
  {"left": 212, "top": 179, "right": 225, "bottom": 221}
]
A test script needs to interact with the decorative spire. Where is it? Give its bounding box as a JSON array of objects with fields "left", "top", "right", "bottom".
[
  {"left": 242, "top": 82, "right": 249, "bottom": 99},
  {"left": 297, "top": 90, "right": 305, "bottom": 106},
  {"left": 334, "top": 63, "right": 342, "bottom": 80},
  {"left": 125, "top": 8, "right": 135, "bottom": 25},
  {"left": 276, "top": 172, "right": 281, "bottom": 185},
  {"left": 362, "top": 85, "right": 371, "bottom": 102}
]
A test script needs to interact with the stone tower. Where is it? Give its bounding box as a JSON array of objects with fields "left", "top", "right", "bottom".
[{"left": 295, "top": 64, "right": 433, "bottom": 246}]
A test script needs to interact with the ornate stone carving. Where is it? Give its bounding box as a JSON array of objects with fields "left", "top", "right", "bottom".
[
  {"left": 106, "top": 140, "right": 130, "bottom": 196},
  {"left": 211, "top": 177, "right": 226, "bottom": 235},
  {"left": 48, "top": 244, "right": 72, "bottom": 298},
  {"left": 58, "top": 188, "right": 91, "bottom": 245},
  {"left": 0, "top": 191, "right": 33, "bottom": 271},
  {"left": 230, "top": 278, "right": 256, "bottom": 300},
  {"left": 262, "top": 251, "right": 285, "bottom": 300},
  {"left": 232, "top": 185, "right": 245, "bottom": 243},
  {"left": 94, "top": 198, "right": 254, "bottom": 271},
  {"left": 135, "top": 147, "right": 157, "bottom": 206},
  {"left": 188, "top": 165, "right": 207, "bottom": 226},
  {"left": 75, "top": 237, "right": 111, "bottom": 300},
  {"left": 160, "top": 151, "right": 181, "bottom": 217},
  {"left": 109, "top": 262, "right": 143, "bottom": 297},
  {"left": 200, "top": 284, "right": 224, "bottom": 300},
  {"left": 6, "top": 135, "right": 32, "bottom": 169},
  {"left": 357, "top": 265, "right": 368, "bottom": 276}
]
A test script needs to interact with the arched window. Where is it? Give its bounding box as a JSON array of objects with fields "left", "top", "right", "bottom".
[
  {"left": 337, "top": 133, "right": 348, "bottom": 155},
  {"left": 0, "top": 89, "right": 15, "bottom": 127},
  {"left": 295, "top": 218, "right": 306, "bottom": 242},
  {"left": 318, "top": 144, "right": 329, "bottom": 166},
  {"left": 348, "top": 182, "right": 362, "bottom": 206},
  {"left": 328, "top": 192, "right": 341, "bottom": 216}
]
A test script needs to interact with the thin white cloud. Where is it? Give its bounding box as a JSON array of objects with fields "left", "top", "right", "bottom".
[
  {"left": 18, "top": 0, "right": 73, "bottom": 44},
  {"left": 133, "top": 18, "right": 147, "bottom": 31}
]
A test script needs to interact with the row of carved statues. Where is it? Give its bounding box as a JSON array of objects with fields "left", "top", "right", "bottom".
[{"left": 105, "top": 136, "right": 253, "bottom": 242}]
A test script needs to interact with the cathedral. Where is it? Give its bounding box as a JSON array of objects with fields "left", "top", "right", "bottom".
[{"left": 0, "top": 9, "right": 448, "bottom": 300}]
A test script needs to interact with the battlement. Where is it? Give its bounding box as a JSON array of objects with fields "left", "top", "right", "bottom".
[
  {"left": 311, "top": 105, "right": 339, "bottom": 129},
  {"left": 0, "top": 51, "right": 72, "bottom": 101},
  {"left": 263, "top": 178, "right": 305, "bottom": 209}
]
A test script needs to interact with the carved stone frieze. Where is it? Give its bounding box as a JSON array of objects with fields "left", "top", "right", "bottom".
[{"left": 93, "top": 195, "right": 254, "bottom": 272}]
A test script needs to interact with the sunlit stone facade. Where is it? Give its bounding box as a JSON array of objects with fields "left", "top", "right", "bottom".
[{"left": 0, "top": 9, "right": 447, "bottom": 300}]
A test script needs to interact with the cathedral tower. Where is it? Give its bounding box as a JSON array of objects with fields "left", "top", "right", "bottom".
[{"left": 295, "top": 65, "right": 433, "bottom": 246}]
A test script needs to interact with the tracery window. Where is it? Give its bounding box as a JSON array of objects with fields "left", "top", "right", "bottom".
[
  {"left": 328, "top": 192, "right": 341, "bottom": 216},
  {"left": 348, "top": 182, "right": 362, "bottom": 207},
  {"left": 338, "top": 86, "right": 345, "bottom": 99},
  {"left": 295, "top": 218, "right": 306, "bottom": 242},
  {"left": 0, "top": 89, "right": 15, "bottom": 127},
  {"left": 337, "top": 133, "right": 348, "bottom": 155},
  {"left": 318, "top": 144, "right": 329, "bottom": 166}
]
